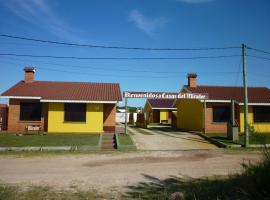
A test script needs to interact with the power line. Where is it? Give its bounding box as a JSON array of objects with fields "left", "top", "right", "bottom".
[
  {"left": 0, "top": 56, "right": 239, "bottom": 75},
  {"left": 247, "top": 54, "right": 270, "bottom": 61},
  {"left": 0, "top": 60, "right": 179, "bottom": 79},
  {"left": 0, "top": 53, "right": 241, "bottom": 60},
  {"left": 0, "top": 59, "right": 240, "bottom": 79},
  {"left": 0, "top": 34, "right": 240, "bottom": 51},
  {"left": 247, "top": 46, "right": 270, "bottom": 55},
  {"left": 234, "top": 56, "right": 242, "bottom": 86}
]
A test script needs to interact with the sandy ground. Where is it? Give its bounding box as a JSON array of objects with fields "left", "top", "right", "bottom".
[
  {"left": 0, "top": 150, "right": 262, "bottom": 192},
  {"left": 127, "top": 125, "right": 217, "bottom": 150}
]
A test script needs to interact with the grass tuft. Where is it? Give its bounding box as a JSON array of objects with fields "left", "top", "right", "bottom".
[{"left": 124, "top": 149, "right": 270, "bottom": 199}]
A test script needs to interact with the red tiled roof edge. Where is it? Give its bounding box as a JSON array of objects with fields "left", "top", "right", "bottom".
[
  {"left": 1, "top": 81, "right": 122, "bottom": 102},
  {"left": 182, "top": 85, "right": 270, "bottom": 103}
]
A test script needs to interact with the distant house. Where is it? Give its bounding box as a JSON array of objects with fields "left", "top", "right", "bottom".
[
  {"left": 0, "top": 67, "right": 122, "bottom": 133},
  {"left": 176, "top": 73, "right": 270, "bottom": 133},
  {"left": 144, "top": 99, "right": 176, "bottom": 124}
]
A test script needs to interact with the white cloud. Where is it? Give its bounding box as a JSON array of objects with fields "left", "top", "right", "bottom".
[
  {"left": 176, "top": 0, "right": 214, "bottom": 4},
  {"left": 129, "top": 10, "right": 168, "bottom": 37},
  {"left": 3, "top": 0, "right": 85, "bottom": 42}
]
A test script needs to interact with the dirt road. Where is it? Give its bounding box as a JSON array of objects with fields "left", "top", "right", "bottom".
[{"left": 0, "top": 150, "right": 262, "bottom": 192}]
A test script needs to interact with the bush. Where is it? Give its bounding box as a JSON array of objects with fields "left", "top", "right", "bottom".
[{"left": 125, "top": 149, "right": 270, "bottom": 200}]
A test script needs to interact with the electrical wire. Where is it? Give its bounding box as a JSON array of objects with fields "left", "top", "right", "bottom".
[
  {"left": 247, "top": 46, "right": 270, "bottom": 55},
  {"left": 0, "top": 56, "right": 239, "bottom": 75},
  {"left": 0, "top": 53, "right": 241, "bottom": 60},
  {"left": 0, "top": 59, "right": 239, "bottom": 79},
  {"left": 0, "top": 34, "right": 241, "bottom": 51},
  {"left": 247, "top": 54, "right": 270, "bottom": 61}
]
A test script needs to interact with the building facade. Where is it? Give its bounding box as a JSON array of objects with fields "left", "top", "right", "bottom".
[
  {"left": 176, "top": 74, "right": 270, "bottom": 133},
  {"left": 1, "top": 67, "right": 122, "bottom": 133},
  {"left": 144, "top": 99, "right": 176, "bottom": 124}
]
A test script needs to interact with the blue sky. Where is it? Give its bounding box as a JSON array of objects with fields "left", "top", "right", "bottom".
[{"left": 0, "top": 0, "right": 270, "bottom": 106}]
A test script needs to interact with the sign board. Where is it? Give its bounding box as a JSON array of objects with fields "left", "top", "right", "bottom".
[{"left": 123, "top": 91, "right": 208, "bottom": 100}]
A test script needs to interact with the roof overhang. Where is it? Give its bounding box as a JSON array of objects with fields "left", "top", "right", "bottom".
[
  {"left": 40, "top": 99, "right": 118, "bottom": 104},
  {"left": 0, "top": 96, "right": 118, "bottom": 104},
  {"left": 151, "top": 108, "right": 177, "bottom": 110},
  {"left": 238, "top": 103, "right": 270, "bottom": 106},
  {"left": 199, "top": 100, "right": 231, "bottom": 103},
  {"left": 199, "top": 99, "right": 270, "bottom": 105},
  {"left": 0, "top": 96, "right": 41, "bottom": 99}
]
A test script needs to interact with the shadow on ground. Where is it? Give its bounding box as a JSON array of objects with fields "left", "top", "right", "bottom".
[{"left": 123, "top": 153, "right": 270, "bottom": 199}]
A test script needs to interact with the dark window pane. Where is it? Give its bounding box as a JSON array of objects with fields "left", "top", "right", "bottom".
[
  {"left": 20, "top": 103, "right": 41, "bottom": 121},
  {"left": 64, "top": 103, "right": 86, "bottom": 122},
  {"left": 254, "top": 106, "right": 270, "bottom": 123},
  {"left": 213, "top": 106, "right": 230, "bottom": 122}
]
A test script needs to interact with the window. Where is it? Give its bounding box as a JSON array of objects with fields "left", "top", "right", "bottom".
[
  {"left": 20, "top": 103, "right": 41, "bottom": 121},
  {"left": 254, "top": 106, "right": 270, "bottom": 123},
  {"left": 213, "top": 106, "right": 230, "bottom": 123},
  {"left": 64, "top": 103, "right": 86, "bottom": 122}
]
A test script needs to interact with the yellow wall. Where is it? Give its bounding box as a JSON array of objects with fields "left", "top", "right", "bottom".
[
  {"left": 48, "top": 103, "right": 103, "bottom": 133},
  {"left": 239, "top": 106, "right": 270, "bottom": 133},
  {"left": 160, "top": 110, "right": 168, "bottom": 123},
  {"left": 144, "top": 102, "right": 152, "bottom": 124},
  {"left": 176, "top": 99, "right": 203, "bottom": 131}
]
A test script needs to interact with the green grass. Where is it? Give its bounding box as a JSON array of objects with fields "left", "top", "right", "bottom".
[
  {"left": 239, "top": 133, "right": 270, "bottom": 144},
  {"left": 117, "top": 133, "right": 134, "bottom": 145},
  {"left": 207, "top": 133, "right": 240, "bottom": 145},
  {"left": 0, "top": 133, "right": 100, "bottom": 147},
  {"left": 124, "top": 150, "right": 270, "bottom": 199},
  {"left": 0, "top": 185, "right": 120, "bottom": 200},
  {"left": 207, "top": 132, "right": 270, "bottom": 145}
]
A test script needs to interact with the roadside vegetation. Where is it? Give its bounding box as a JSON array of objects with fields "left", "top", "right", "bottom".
[
  {"left": 0, "top": 185, "right": 120, "bottom": 200},
  {"left": 124, "top": 149, "right": 270, "bottom": 199},
  {"left": 0, "top": 150, "right": 268, "bottom": 199},
  {"left": 0, "top": 133, "right": 100, "bottom": 147},
  {"left": 117, "top": 133, "right": 134, "bottom": 145},
  {"left": 208, "top": 132, "right": 270, "bottom": 146}
]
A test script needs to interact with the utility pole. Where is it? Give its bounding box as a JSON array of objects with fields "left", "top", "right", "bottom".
[
  {"left": 125, "top": 97, "right": 128, "bottom": 135},
  {"left": 242, "top": 43, "right": 249, "bottom": 147}
]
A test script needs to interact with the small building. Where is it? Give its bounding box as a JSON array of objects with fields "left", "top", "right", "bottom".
[
  {"left": 176, "top": 73, "right": 270, "bottom": 133},
  {"left": 0, "top": 67, "right": 122, "bottom": 133},
  {"left": 144, "top": 99, "right": 176, "bottom": 124}
]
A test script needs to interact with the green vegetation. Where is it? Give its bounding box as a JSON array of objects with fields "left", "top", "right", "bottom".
[
  {"left": 124, "top": 150, "right": 270, "bottom": 199},
  {"left": 0, "top": 150, "right": 268, "bottom": 199},
  {"left": 0, "top": 185, "right": 120, "bottom": 200},
  {"left": 116, "top": 133, "right": 136, "bottom": 151},
  {"left": 239, "top": 133, "right": 270, "bottom": 144},
  {"left": 207, "top": 132, "right": 270, "bottom": 145},
  {"left": 117, "top": 133, "right": 134, "bottom": 145},
  {"left": 0, "top": 133, "right": 100, "bottom": 147}
]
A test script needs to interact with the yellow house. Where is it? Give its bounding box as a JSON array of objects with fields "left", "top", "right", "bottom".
[
  {"left": 1, "top": 67, "right": 122, "bottom": 133},
  {"left": 144, "top": 99, "right": 176, "bottom": 124},
  {"left": 176, "top": 73, "right": 270, "bottom": 133}
]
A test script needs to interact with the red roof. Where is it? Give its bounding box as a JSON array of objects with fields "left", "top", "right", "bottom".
[
  {"left": 147, "top": 99, "right": 176, "bottom": 109},
  {"left": 1, "top": 81, "right": 122, "bottom": 101},
  {"left": 184, "top": 85, "right": 270, "bottom": 103}
]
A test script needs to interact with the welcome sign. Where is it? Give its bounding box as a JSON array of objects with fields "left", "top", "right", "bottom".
[{"left": 123, "top": 91, "right": 208, "bottom": 100}]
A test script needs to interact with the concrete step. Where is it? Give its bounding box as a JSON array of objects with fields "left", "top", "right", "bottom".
[
  {"left": 102, "top": 141, "right": 114, "bottom": 145},
  {"left": 101, "top": 146, "right": 115, "bottom": 150},
  {"left": 102, "top": 137, "right": 114, "bottom": 140},
  {"left": 102, "top": 144, "right": 114, "bottom": 147},
  {"left": 101, "top": 133, "right": 116, "bottom": 151}
]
